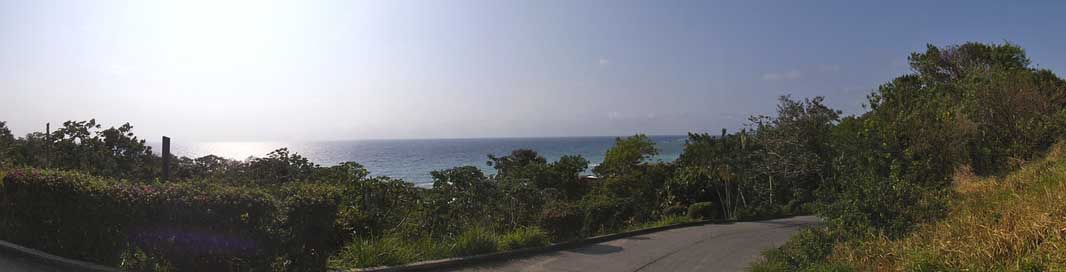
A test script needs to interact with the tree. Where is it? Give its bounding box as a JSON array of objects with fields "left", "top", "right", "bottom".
[
  {"left": 593, "top": 134, "right": 658, "bottom": 177},
  {"left": 248, "top": 148, "right": 317, "bottom": 183},
  {"left": 0, "top": 122, "right": 14, "bottom": 166},
  {"left": 314, "top": 161, "right": 371, "bottom": 183},
  {"left": 487, "top": 149, "right": 547, "bottom": 177},
  {"left": 751, "top": 96, "right": 840, "bottom": 207}
]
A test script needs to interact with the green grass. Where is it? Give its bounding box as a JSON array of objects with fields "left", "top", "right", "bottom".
[
  {"left": 329, "top": 235, "right": 451, "bottom": 268},
  {"left": 498, "top": 226, "right": 550, "bottom": 251},
  {"left": 452, "top": 227, "right": 499, "bottom": 256},
  {"left": 330, "top": 215, "right": 702, "bottom": 269},
  {"left": 624, "top": 215, "right": 695, "bottom": 232}
]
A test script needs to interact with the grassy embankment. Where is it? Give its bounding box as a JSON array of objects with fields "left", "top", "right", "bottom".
[
  {"left": 328, "top": 215, "right": 696, "bottom": 268},
  {"left": 755, "top": 143, "right": 1066, "bottom": 271}
]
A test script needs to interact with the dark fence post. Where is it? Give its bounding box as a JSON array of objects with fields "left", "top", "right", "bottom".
[
  {"left": 162, "top": 136, "right": 171, "bottom": 182},
  {"left": 45, "top": 123, "right": 50, "bottom": 168}
]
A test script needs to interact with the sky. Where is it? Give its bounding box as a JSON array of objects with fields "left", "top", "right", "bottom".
[{"left": 2, "top": 0, "right": 1065, "bottom": 141}]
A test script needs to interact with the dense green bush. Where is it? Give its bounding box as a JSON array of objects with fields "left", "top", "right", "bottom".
[
  {"left": 276, "top": 183, "right": 346, "bottom": 271},
  {"left": 0, "top": 168, "right": 346, "bottom": 271},
  {"left": 539, "top": 202, "right": 584, "bottom": 240},
  {"left": 0, "top": 168, "right": 137, "bottom": 265},
  {"left": 686, "top": 201, "right": 716, "bottom": 220},
  {"left": 749, "top": 227, "right": 841, "bottom": 272},
  {"left": 497, "top": 227, "right": 549, "bottom": 250},
  {"left": 580, "top": 196, "right": 637, "bottom": 236}
]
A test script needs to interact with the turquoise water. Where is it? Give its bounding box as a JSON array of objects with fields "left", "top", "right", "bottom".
[{"left": 152, "top": 136, "right": 686, "bottom": 186}]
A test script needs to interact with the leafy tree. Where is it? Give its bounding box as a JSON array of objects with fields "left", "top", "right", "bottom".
[
  {"left": 751, "top": 96, "right": 840, "bottom": 208},
  {"left": 593, "top": 134, "right": 658, "bottom": 177},
  {"left": 247, "top": 148, "right": 317, "bottom": 184},
  {"left": 0, "top": 121, "right": 14, "bottom": 166},
  {"left": 424, "top": 166, "right": 500, "bottom": 235},
  {"left": 487, "top": 149, "right": 547, "bottom": 177},
  {"left": 588, "top": 135, "right": 669, "bottom": 224},
  {"left": 315, "top": 161, "right": 371, "bottom": 183}
]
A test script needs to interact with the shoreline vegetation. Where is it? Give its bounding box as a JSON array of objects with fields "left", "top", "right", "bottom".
[{"left": 1, "top": 42, "right": 1064, "bottom": 271}]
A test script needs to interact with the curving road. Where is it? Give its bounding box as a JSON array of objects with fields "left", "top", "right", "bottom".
[
  {"left": 0, "top": 240, "right": 119, "bottom": 272},
  {"left": 0, "top": 251, "right": 67, "bottom": 272},
  {"left": 460, "top": 216, "right": 821, "bottom": 272}
]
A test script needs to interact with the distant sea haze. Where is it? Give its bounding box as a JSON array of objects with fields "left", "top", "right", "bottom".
[{"left": 149, "top": 136, "right": 686, "bottom": 186}]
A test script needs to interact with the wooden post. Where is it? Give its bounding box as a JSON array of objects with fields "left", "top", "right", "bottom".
[
  {"left": 162, "top": 136, "right": 171, "bottom": 182},
  {"left": 45, "top": 123, "right": 50, "bottom": 168}
]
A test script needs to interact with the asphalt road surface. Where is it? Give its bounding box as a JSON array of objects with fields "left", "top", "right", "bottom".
[
  {"left": 0, "top": 250, "right": 72, "bottom": 272},
  {"left": 0, "top": 240, "right": 118, "bottom": 272},
  {"left": 461, "top": 215, "right": 821, "bottom": 272}
]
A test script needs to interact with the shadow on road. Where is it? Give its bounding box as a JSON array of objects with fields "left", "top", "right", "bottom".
[{"left": 566, "top": 244, "right": 623, "bottom": 255}]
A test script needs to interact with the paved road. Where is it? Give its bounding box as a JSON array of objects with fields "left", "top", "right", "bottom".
[
  {"left": 0, "top": 240, "right": 118, "bottom": 272},
  {"left": 461, "top": 216, "right": 821, "bottom": 272},
  {"left": 0, "top": 250, "right": 71, "bottom": 272}
]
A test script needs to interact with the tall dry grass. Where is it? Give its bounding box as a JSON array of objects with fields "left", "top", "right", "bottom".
[{"left": 829, "top": 143, "right": 1066, "bottom": 271}]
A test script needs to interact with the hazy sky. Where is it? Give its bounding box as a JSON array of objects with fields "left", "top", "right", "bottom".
[{"left": 2, "top": 0, "right": 1064, "bottom": 141}]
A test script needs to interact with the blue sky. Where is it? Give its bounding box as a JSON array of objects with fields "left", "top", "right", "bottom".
[{"left": 2, "top": 0, "right": 1064, "bottom": 141}]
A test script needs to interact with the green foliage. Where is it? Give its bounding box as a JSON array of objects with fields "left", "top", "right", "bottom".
[
  {"left": 488, "top": 149, "right": 547, "bottom": 177},
  {"left": 539, "top": 202, "right": 584, "bottom": 240},
  {"left": 313, "top": 161, "right": 370, "bottom": 183},
  {"left": 0, "top": 168, "right": 346, "bottom": 271},
  {"left": 247, "top": 148, "right": 317, "bottom": 184},
  {"left": 817, "top": 42, "right": 1066, "bottom": 238},
  {"left": 451, "top": 227, "right": 499, "bottom": 257},
  {"left": 579, "top": 195, "right": 638, "bottom": 235},
  {"left": 686, "top": 201, "right": 716, "bottom": 220},
  {"left": 337, "top": 176, "right": 419, "bottom": 239},
  {"left": 593, "top": 134, "right": 658, "bottom": 177},
  {"left": 663, "top": 204, "right": 687, "bottom": 217},
  {"left": 751, "top": 96, "right": 840, "bottom": 208},
  {"left": 748, "top": 228, "right": 841, "bottom": 272},
  {"left": 756, "top": 41, "right": 1066, "bottom": 271},
  {"left": 329, "top": 236, "right": 420, "bottom": 268},
  {"left": 497, "top": 227, "right": 549, "bottom": 251},
  {"left": 0, "top": 122, "right": 14, "bottom": 167}
]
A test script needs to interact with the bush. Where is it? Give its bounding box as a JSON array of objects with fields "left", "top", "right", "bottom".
[
  {"left": 663, "top": 204, "right": 687, "bottom": 217},
  {"left": 687, "top": 201, "right": 716, "bottom": 220},
  {"left": 451, "top": 227, "right": 498, "bottom": 257},
  {"left": 539, "top": 202, "right": 584, "bottom": 240},
  {"left": 1, "top": 169, "right": 141, "bottom": 265},
  {"left": 276, "top": 183, "right": 346, "bottom": 271},
  {"left": 498, "top": 227, "right": 549, "bottom": 250},
  {"left": 749, "top": 227, "right": 838, "bottom": 271},
  {"left": 0, "top": 168, "right": 346, "bottom": 271},
  {"left": 329, "top": 236, "right": 417, "bottom": 268},
  {"left": 581, "top": 196, "right": 636, "bottom": 235}
]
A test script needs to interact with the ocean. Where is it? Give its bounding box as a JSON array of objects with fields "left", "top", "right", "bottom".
[{"left": 150, "top": 135, "right": 687, "bottom": 186}]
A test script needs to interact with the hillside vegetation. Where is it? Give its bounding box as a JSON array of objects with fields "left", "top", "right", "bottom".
[
  {"left": 754, "top": 144, "right": 1066, "bottom": 271},
  {"left": 831, "top": 143, "right": 1066, "bottom": 271},
  {"left": 752, "top": 42, "right": 1066, "bottom": 271}
]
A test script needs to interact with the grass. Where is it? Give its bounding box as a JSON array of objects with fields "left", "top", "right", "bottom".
[
  {"left": 452, "top": 227, "right": 499, "bottom": 257},
  {"left": 824, "top": 143, "right": 1066, "bottom": 271},
  {"left": 498, "top": 226, "right": 550, "bottom": 250},
  {"left": 329, "top": 235, "right": 451, "bottom": 268},
  {"left": 624, "top": 215, "right": 696, "bottom": 232},
  {"left": 330, "top": 216, "right": 702, "bottom": 269}
]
